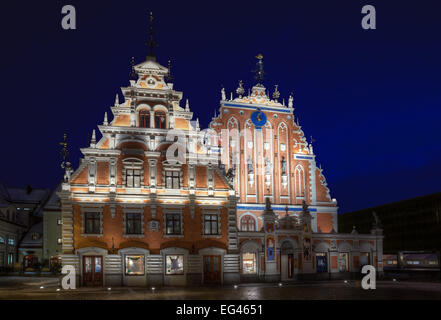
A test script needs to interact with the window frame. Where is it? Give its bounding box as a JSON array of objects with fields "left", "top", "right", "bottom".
[
  {"left": 165, "top": 170, "right": 180, "bottom": 189},
  {"left": 154, "top": 111, "right": 167, "bottom": 129},
  {"left": 125, "top": 212, "right": 143, "bottom": 235},
  {"left": 165, "top": 254, "right": 184, "bottom": 275},
  {"left": 165, "top": 213, "right": 182, "bottom": 236},
  {"left": 203, "top": 213, "right": 219, "bottom": 235},
  {"left": 84, "top": 211, "right": 101, "bottom": 235},
  {"left": 139, "top": 110, "right": 150, "bottom": 128},
  {"left": 240, "top": 214, "right": 256, "bottom": 232},
  {"left": 124, "top": 254, "right": 145, "bottom": 276}
]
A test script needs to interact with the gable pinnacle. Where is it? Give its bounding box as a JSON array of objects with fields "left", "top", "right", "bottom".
[
  {"left": 185, "top": 99, "right": 190, "bottom": 111},
  {"left": 90, "top": 129, "right": 96, "bottom": 148},
  {"left": 103, "top": 112, "right": 108, "bottom": 126}
]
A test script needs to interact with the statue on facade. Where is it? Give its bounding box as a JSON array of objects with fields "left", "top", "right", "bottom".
[
  {"left": 225, "top": 168, "right": 235, "bottom": 184},
  {"left": 247, "top": 156, "right": 253, "bottom": 173},
  {"left": 264, "top": 157, "right": 271, "bottom": 174},
  {"left": 372, "top": 211, "right": 382, "bottom": 228},
  {"left": 265, "top": 197, "right": 272, "bottom": 211},
  {"left": 221, "top": 87, "right": 226, "bottom": 101},
  {"left": 281, "top": 156, "right": 287, "bottom": 175}
]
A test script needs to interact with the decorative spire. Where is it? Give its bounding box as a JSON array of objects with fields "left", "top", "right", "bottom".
[
  {"left": 146, "top": 11, "right": 158, "bottom": 59},
  {"left": 60, "top": 134, "right": 73, "bottom": 183},
  {"left": 115, "top": 93, "right": 119, "bottom": 106},
  {"left": 254, "top": 54, "right": 264, "bottom": 86},
  {"left": 185, "top": 99, "right": 190, "bottom": 111},
  {"left": 59, "top": 133, "right": 68, "bottom": 163},
  {"left": 236, "top": 80, "right": 245, "bottom": 98},
  {"left": 90, "top": 129, "right": 96, "bottom": 148},
  {"left": 272, "top": 84, "right": 280, "bottom": 101},
  {"left": 196, "top": 118, "right": 200, "bottom": 131},
  {"left": 103, "top": 112, "right": 108, "bottom": 126},
  {"left": 129, "top": 57, "right": 137, "bottom": 81},
  {"left": 166, "top": 59, "right": 173, "bottom": 82},
  {"left": 230, "top": 92, "right": 233, "bottom": 100}
]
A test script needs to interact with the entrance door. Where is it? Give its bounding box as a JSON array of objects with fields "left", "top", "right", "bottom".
[
  {"left": 316, "top": 253, "right": 327, "bottom": 273},
  {"left": 83, "top": 256, "right": 103, "bottom": 286},
  {"left": 203, "top": 255, "right": 221, "bottom": 284},
  {"left": 281, "top": 254, "right": 294, "bottom": 280}
]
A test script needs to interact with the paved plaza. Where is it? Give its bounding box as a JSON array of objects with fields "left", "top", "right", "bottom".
[{"left": 0, "top": 276, "right": 440, "bottom": 300}]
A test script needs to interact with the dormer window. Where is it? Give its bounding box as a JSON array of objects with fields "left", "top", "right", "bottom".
[
  {"left": 155, "top": 111, "right": 166, "bottom": 129},
  {"left": 139, "top": 110, "right": 150, "bottom": 128}
]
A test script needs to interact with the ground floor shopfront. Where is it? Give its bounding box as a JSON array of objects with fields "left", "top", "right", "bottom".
[{"left": 62, "top": 229, "right": 383, "bottom": 287}]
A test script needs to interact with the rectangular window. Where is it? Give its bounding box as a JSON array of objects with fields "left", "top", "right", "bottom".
[
  {"left": 126, "top": 169, "right": 141, "bottom": 188},
  {"left": 8, "top": 238, "right": 15, "bottom": 246},
  {"left": 204, "top": 214, "right": 219, "bottom": 235},
  {"left": 359, "top": 252, "right": 370, "bottom": 267},
  {"left": 126, "top": 213, "right": 142, "bottom": 235},
  {"left": 0, "top": 237, "right": 5, "bottom": 244},
  {"left": 165, "top": 255, "right": 184, "bottom": 275},
  {"left": 165, "top": 171, "right": 180, "bottom": 189},
  {"left": 57, "top": 219, "right": 62, "bottom": 225},
  {"left": 57, "top": 238, "right": 62, "bottom": 244},
  {"left": 338, "top": 253, "right": 349, "bottom": 272},
  {"left": 242, "top": 252, "right": 256, "bottom": 274},
  {"left": 8, "top": 253, "right": 14, "bottom": 265},
  {"left": 125, "top": 255, "right": 145, "bottom": 275},
  {"left": 166, "top": 213, "right": 181, "bottom": 235},
  {"left": 84, "top": 212, "right": 101, "bottom": 234}
]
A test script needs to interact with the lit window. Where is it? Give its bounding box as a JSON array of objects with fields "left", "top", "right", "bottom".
[
  {"left": 165, "top": 255, "right": 184, "bottom": 275},
  {"left": 8, "top": 253, "right": 14, "bottom": 265},
  {"left": 57, "top": 238, "right": 62, "bottom": 244},
  {"left": 8, "top": 238, "right": 15, "bottom": 246},
  {"left": 204, "top": 214, "right": 219, "bottom": 235},
  {"left": 338, "top": 253, "right": 349, "bottom": 272},
  {"left": 126, "top": 213, "right": 142, "bottom": 235},
  {"left": 139, "top": 110, "right": 150, "bottom": 128},
  {"left": 155, "top": 111, "right": 166, "bottom": 129},
  {"left": 84, "top": 212, "right": 101, "bottom": 234},
  {"left": 240, "top": 215, "right": 256, "bottom": 232},
  {"left": 242, "top": 252, "right": 256, "bottom": 274},
  {"left": 126, "top": 169, "right": 141, "bottom": 188},
  {"left": 165, "top": 171, "right": 180, "bottom": 189},
  {"left": 125, "top": 255, "right": 145, "bottom": 275},
  {"left": 166, "top": 213, "right": 181, "bottom": 235},
  {"left": 57, "top": 219, "right": 62, "bottom": 225},
  {"left": 0, "top": 236, "right": 5, "bottom": 244}
]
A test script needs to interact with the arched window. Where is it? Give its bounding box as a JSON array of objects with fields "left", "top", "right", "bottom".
[
  {"left": 139, "top": 110, "right": 150, "bottom": 128},
  {"left": 295, "top": 165, "right": 305, "bottom": 197},
  {"left": 240, "top": 215, "right": 256, "bottom": 232},
  {"left": 155, "top": 111, "right": 166, "bottom": 129}
]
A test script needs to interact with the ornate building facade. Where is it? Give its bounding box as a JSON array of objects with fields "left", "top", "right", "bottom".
[{"left": 59, "top": 29, "right": 384, "bottom": 286}]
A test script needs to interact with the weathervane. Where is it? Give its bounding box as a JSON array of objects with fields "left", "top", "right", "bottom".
[{"left": 60, "top": 134, "right": 73, "bottom": 182}]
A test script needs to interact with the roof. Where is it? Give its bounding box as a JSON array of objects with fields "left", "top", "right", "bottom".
[
  {"left": 6, "top": 186, "right": 50, "bottom": 204},
  {"left": 19, "top": 221, "right": 43, "bottom": 248},
  {"left": 43, "top": 182, "right": 62, "bottom": 211}
]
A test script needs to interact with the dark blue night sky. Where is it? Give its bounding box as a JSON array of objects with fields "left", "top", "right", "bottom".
[{"left": 1, "top": 1, "right": 440, "bottom": 213}]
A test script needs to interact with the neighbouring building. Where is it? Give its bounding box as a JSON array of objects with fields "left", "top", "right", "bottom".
[
  {"left": 42, "top": 182, "right": 63, "bottom": 269},
  {"left": 0, "top": 183, "right": 50, "bottom": 270},
  {"left": 59, "top": 18, "right": 384, "bottom": 287},
  {"left": 339, "top": 192, "right": 441, "bottom": 272}
]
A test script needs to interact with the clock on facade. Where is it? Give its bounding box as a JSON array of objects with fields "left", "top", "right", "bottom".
[{"left": 251, "top": 108, "right": 267, "bottom": 128}]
